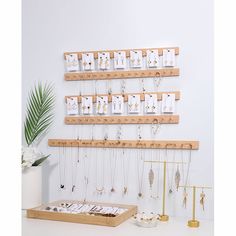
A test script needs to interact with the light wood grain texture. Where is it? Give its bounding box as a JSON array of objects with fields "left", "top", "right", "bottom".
[
  {"left": 64, "top": 47, "right": 179, "bottom": 59},
  {"left": 64, "top": 115, "right": 179, "bottom": 125},
  {"left": 65, "top": 91, "right": 180, "bottom": 103},
  {"left": 27, "top": 200, "right": 137, "bottom": 227},
  {"left": 64, "top": 68, "right": 179, "bottom": 81},
  {"left": 48, "top": 139, "right": 199, "bottom": 150}
]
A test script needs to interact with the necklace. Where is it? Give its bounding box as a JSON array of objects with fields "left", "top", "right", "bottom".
[
  {"left": 95, "top": 148, "right": 105, "bottom": 195},
  {"left": 153, "top": 72, "right": 162, "bottom": 92},
  {"left": 59, "top": 143, "right": 66, "bottom": 190},
  {"left": 109, "top": 148, "right": 117, "bottom": 193},
  {"left": 82, "top": 151, "right": 90, "bottom": 202},
  {"left": 166, "top": 146, "right": 175, "bottom": 195},
  {"left": 137, "top": 149, "right": 145, "bottom": 198},
  {"left": 71, "top": 144, "right": 78, "bottom": 192},
  {"left": 122, "top": 148, "right": 130, "bottom": 195},
  {"left": 151, "top": 148, "right": 161, "bottom": 199}
]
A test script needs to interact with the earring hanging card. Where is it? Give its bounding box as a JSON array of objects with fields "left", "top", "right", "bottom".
[
  {"left": 146, "top": 50, "right": 160, "bottom": 68},
  {"left": 144, "top": 94, "right": 158, "bottom": 113},
  {"left": 96, "top": 96, "right": 108, "bottom": 114},
  {"left": 163, "top": 49, "right": 176, "bottom": 67},
  {"left": 66, "top": 97, "right": 79, "bottom": 115},
  {"left": 81, "top": 96, "right": 93, "bottom": 115},
  {"left": 81, "top": 53, "right": 95, "bottom": 71},
  {"left": 128, "top": 94, "right": 140, "bottom": 114},
  {"left": 65, "top": 54, "right": 79, "bottom": 72},
  {"left": 130, "top": 50, "right": 143, "bottom": 68},
  {"left": 161, "top": 93, "right": 175, "bottom": 113},
  {"left": 98, "top": 52, "right": 110, "bottom": 70},
  {"left": 114, "top": 51, "right": 126, "bottom": 69},
  {"left": 112, "top": 95, "right": 124, "bottom": 114}
]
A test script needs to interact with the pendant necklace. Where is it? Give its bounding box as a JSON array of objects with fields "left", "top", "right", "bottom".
[
  {"left": 95, "top": 148, "right": 105, "bottom": 195},
  {"left": 59, "top": 143, "right": 66, "bottom": 190},
  {"left": 71, "top": 144, "right": 78, "bottom": 192},
  {"left": 148, "top": 149, "right": 154, "bottom": 190},
  {"left": 109, "top": 148, "right": 117, "bottom": 193},
  {"left": 122, "top": 148, "right": 130, "bottom": 195},
  {"left": 137, "top": 148, "right": 145, "bottom": 198},
  {"left": 153, "top": 148, "right": 161, "bottom": 199},
  {"left": 200, "top": 188, "right": 206, "bottom": 211},
  {"left": 165, "top": 146, "right": 174, "bottom": 195},
  {"left": 82, "top": 150, "right": 90, "bottom": 203}
]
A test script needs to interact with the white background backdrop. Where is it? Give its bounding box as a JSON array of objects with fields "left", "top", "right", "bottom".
[{"left": 22, "top": 0, "right": 213, "bottom": 220}]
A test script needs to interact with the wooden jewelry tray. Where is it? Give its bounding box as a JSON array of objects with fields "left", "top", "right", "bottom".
[{"left": 27, "top": 200, "right": 138, "bottom": 227}]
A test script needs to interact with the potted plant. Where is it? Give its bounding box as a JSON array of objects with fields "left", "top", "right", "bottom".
[{"left": 22, "top": 82, "right": 55, "bottom": 209}]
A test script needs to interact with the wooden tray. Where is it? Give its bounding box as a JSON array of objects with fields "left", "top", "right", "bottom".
[{"left": 27, "top": 200, "right": 138, "bottom": 227}]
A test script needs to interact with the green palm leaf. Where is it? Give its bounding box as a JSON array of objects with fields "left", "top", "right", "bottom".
[{"left": 24, "top": 82, "right": 55, "bottom": 146}]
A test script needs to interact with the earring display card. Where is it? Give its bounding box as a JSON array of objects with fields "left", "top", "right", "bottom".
[
  {"left": 81, "top": 53, "right": 95, "bottom": 71},
  {"left": 81, "top": 96, "right": 93, "bottom": 115},
  {"left": 163, "top": 49, "right": 176, "bottom": 67},
  {"left": 161, "top": 93, "right": 175, "bottom": 113},
  {"left": 112, "top": 95, "right": 124, "bottom": 114},
  {"left": 144, "top": 94, "right": 158, "bottom": 113},
  {"left": 114, "top": 51, "right": 126, "bottom": 69},
  {"left": 146, "top": 50, "right": 160, "bottom": 68},
  {"left": 130, "top": 50, "right": 143, "bottom": 68},
  {"left": 96, "top": 96, "right": 108, "bottom": 114},
  {"left": 98, "top": 52, "right": 110, "bottom": 70},
  {"left": 128, "top": 94, "right": 141, "bottom": 113},
  {"left": 66, "top": 97, "right": 79, "bottom": 115},
  {"left": 65, "top": 54, "right": 79, "bottom": 72}
]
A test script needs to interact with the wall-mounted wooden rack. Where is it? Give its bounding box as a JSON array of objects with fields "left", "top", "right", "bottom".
[
  {"left": 64, "top": 68, "right": 179, "bottom": 81},
  {"left": 65, "top": 91, "right": 180, "bottom": 103},
  {"left": 48, "top": 139, "right": 199, "bottom": 150},
  {"left": 64, "top": 115, "right": 179, "bottom": 125},
  {"left": 64, "top": 47, "right": 179, "bottom": 60}
]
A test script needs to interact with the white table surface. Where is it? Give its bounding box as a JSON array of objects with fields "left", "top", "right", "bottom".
[{"left": 22, "top": 211, "right": 214, "bottom": 236}]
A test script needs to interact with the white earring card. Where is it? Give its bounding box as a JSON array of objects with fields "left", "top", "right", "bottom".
[
  {"left": 65, "top": 54, "right": 79, "bottom": 72},
  {"left": 66, "top": 97, "right": 79, "bottom": 115},
  {"left": 81, "top": 53, "right": 95, "bottom": 71},
  {"left": 96, "top": 96, "right": 108, "bottom": 114},
  {"left": 145, "top": 94, "right": 158, "bottom": 113},
  {"left": 130, "top": 50, "right": 143, "bottom": 68},
  {"left": 81, "top": 96, "right": 93, "bottom": 115},
  {"left": 128, "top": 94, "right": 140, "bottom": 114},
  {"left": 98, "top": 52, "right": 110, "bottom": 70},
  {"left": 161, "top": 93, "right": 175, "bottom": 113},
  {"left": 114, "top": 51, "right": 126, "bottom": 69},
  {"left": 163, "top": 49, "right": 176, "bottom": 67},
  {"left": 112, "top": 95, "right": 124, "bottom": 114},
  {"left": 146, "top": 50, "right": 160, "bottom": 68}
]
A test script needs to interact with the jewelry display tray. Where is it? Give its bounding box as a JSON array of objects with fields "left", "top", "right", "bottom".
[{"left": 27, "top": 200, "right": 138, "bottom": 227}]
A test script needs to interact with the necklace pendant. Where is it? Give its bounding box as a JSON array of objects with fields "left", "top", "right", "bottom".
[
  {"left": 60, "top": 184, "right": 64, "bottom": 189},
  {"left": 72, "top": 185, "right": 75, "bottom": 192},
  {"left": 123, "top": 187, "right": 128, "bottom": 194},
  {"left": 138, "top": 192, "right": 143, "bottom": 198},
  {"left": 169, "top": 189, "right": 173, "bottom": 194},
  {"left": 111, "top": 187, "right": 115, "bottom": 193}
]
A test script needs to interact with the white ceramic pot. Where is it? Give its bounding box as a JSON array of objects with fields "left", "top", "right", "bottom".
[{"left": 22, "top": 166, "right": 42, "bottom": 209}]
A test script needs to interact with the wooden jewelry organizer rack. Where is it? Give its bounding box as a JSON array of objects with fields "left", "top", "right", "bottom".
[
  {"left": 64, "top": 47, "right": 179, "bottom": 81},
  {"left": 48, "top": 139, "right": 199, "bottom": 150}
]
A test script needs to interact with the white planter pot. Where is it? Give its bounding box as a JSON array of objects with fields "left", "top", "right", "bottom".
[{"left": 22, "top": 166, "right": 42, "bottom": 209}]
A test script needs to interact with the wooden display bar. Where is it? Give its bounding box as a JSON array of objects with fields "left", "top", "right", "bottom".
[
  {"left": 64, "top": 115, "right": 179, "bottom": 125},
  {"left": 64, "top": 68, "right": 179, "bottom": 81},
  {"left": 27, "top": 200, "right": 137, "bottom": 227},
  {"left": 64, "top": 47, "right": 179, "bottom": 59},
  {"left": 48, "top": 139, "right": 199, "bottom": 150},
  {"left": 65, "top": 91, "right": 180, "bottom": 103}
]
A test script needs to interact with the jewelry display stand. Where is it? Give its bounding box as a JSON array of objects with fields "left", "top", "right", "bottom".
[
  {"left": 178, "top": 185, "right": 212, "bottom": 228},
  {"left": 48, "top": 139, "right": 199, "bottom": 150},
  {"left": 64, "top": 115, "right": 179, "bottom": 125}
]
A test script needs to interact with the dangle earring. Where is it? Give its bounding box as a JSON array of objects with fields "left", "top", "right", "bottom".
[
  {"left": 200, "top": 188, "right": 206, "bottom": 211},
  {"left": 175, "top": 164, "right": 181, "bottom": 191},
  {"left": 182, "top": 187, "right": 188, "bottom": 208}
]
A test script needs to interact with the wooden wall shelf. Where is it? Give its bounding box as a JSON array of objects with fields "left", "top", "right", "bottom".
[
  {"left": 65, "top": 91, "right": 180, "bottom": 103},
  {"left": 48, "top": 139, "right": 199, "bottom": 150},
  {"left": 64, "top": 47, "right": 179, "bottom": 60},
  {"left": 64, "top": 68, "right": 179, "bottom": 81},
  {"left": 64, "top": 115, "right": 179, "bottom": 125}
]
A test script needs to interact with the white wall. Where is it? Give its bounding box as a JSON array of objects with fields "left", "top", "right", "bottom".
[{"left": 22, "top": 0, "right": 214, "bottom": 220}]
